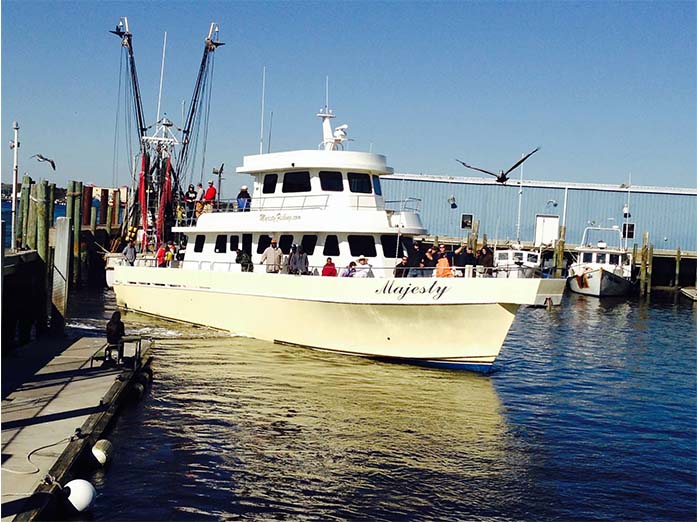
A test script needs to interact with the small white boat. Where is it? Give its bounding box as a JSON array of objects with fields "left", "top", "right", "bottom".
[
  {"left": 567, "top": 227, "right": 635, "bottom": 297},
  {"left": 680, "top": 287, "right": 697, "bottom": 302},
  {"left": 494, "top": 245, "right": 543, "bottom": 279}
]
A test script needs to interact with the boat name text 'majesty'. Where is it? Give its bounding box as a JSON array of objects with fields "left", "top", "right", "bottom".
[{"left": 376, "top": 280, "right": 450, "bottom": 301}]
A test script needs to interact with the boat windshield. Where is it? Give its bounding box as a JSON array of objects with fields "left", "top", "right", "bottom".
[
  {"left": 609, "top": 254, "right": 621, "bottom": 265},
  {"left": 582, "top": 252, "right": 593, "bottom": 263},
  {"left": 596, "top": 253, "right": 607, "bottom": 264},
  {"left": 528, "top": 253, "right": 539, "bottom": 264}
]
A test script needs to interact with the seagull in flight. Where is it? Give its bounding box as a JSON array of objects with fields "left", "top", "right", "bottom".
[
  {"left": 456, "top": 147, "right": 540, "bottom": 184},
  {"left": 31, "top": 154, "right": 56, "bottom": 171}
]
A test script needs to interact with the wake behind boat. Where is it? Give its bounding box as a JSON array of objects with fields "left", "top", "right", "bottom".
[{"left": 113, "top": 107, "right": 566, "bottom": 372}]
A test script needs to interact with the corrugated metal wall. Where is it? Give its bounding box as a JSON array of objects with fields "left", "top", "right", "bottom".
[{"left": 382, "top": 176, "right": 697, "bottom": 251}]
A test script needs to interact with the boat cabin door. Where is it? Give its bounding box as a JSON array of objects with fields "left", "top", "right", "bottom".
[{"left": 534, "top": 214, "right": 560, "bottom": 247}]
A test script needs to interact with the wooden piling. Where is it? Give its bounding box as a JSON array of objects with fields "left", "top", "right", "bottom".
[
  {"left": 72, "top": 181, "right": 83, "bottom": 285},
  {"left": 90, "top": 206, "right": 98, "bottom": 235},
  {"left": 112, "top": 188, "right": 121, "bottom": 226},
  {"left": 36, "top": 180, "right": 49, "bottom": 264},
  {"left": 99, "top": 188, "right": 108, "bottom": 225},
  {"left": 632, "top": 243, "right": 638, "bottom": 273},
  {"left": 81, "top": 185, "right": 92, "bottom": 226},
  {"left": 17, "top": 175, "right": 31, "bottom": 247},
  {"left": 106, "top": 191, "right": 113, "bottom": 236},
  {"left": 469, "top": 220, "right": 480, "bottom": 250},
  {"left": 48, "top": 183, "right": 56, "bottom": 227},
  {"left": 640, "top": 232, "right": 649, "bottom": 296},
  {"left": 675, "top": 247, "right": 681, "bottom": 287},
  {"left": 26, "top": 183, "right": 38, "bottom": 250},
  {"left": 554, "top": 225, "right": 566, "bottom": 277},
  {"left": 647, "top": 244, "right": 654, "bottom": 295}
]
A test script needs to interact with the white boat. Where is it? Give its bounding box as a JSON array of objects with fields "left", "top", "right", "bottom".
[
  {"left": 112, "top": 108, "right": 566, "bottom": 372},
  {"left": 567, "top": 227, "right": 635, "bottom": 297},
  {"left": 494, "top": 245, "right": 543, "bottom": 279}
]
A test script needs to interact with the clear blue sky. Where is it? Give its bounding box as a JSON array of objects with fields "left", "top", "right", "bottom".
[{"left": 2, "top": 0, "right": 696, "bottom": 192}]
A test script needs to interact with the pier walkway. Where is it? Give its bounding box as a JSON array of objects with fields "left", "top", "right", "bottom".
[{"left": 1, "top": 337, "right": 149, "bottom": 521}]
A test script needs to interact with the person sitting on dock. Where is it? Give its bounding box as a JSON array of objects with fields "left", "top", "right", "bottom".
[
  {"left": 260, "top": 238, "right": 283, "bottom": 273},
  {"left": 237, "top": 185, "right": 252, "bottom": 212},
  {"left": 322, "top": 258, "right": 338, "bottom": 277},
  {"left": 105, "top": 311, "right": 125, "bottom": 364},
  {"left": 122, "top": 240, "right": 136, "bottom": 266},
  {"left": 340, "top": 261, "right": 357, "bottom": 277}
]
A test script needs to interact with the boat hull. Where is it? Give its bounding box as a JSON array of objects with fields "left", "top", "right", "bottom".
[
  {"left": 113, "top": 267, "right": 566, "bottom": 371},
  {"left": 567, "top": 267, "right": 633, "bottom": 297}
]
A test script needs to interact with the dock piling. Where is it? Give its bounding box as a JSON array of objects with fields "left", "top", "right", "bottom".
[
  {"left": 36, "top": 180, "right": 49, "bottom": 264},
  {"left": 675, "top": 247, "right": 681, "bottom": 287},
  {"left": 48, "top": 182, "right": 56, "bottom": 227},
  {"left": 73, "top": 181, "right": 83, "bottom": 286},
  {"left": 640, "top": 232, "right": 649, "bottom": 296},
  {"left": 26, "top": 183, "right": 38, "bottom": 250},
  {"left": 647, "top": 244, "right": 654, "bottom": 295},
  {"left": 18, "top": 175, "right": 31, "bottom": 248}
]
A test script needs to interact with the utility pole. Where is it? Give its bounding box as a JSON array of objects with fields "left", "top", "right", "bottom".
[{"left": 11, "top": 121, "right": 20, "bottom": 251}]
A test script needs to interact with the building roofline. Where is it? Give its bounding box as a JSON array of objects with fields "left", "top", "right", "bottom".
[{"left": 391, "top": 173, "right": 697, "bottom": 196}]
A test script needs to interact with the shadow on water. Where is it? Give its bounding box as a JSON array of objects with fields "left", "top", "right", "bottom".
[{"left": 68, "top": 288, "right": 696, "bottom": 520}]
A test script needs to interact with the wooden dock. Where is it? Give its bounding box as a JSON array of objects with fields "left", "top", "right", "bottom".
[{"left": 1, "top": 337, "right": 151, "bottom": 521}]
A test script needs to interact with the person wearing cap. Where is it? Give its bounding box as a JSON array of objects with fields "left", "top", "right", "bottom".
[
  {"left": 202, "top": 180, "right": 217, "bottom": 214},
  {"left": 453, "top": 242, "right": 477, "bottom": 276},
  {"left": 194, "top": 183, "right": 205, "bottom": 218},
  {"left": 236, "top": 185, "right": 252, "bottom": 212},
  {"left": 260, "top": 238, "right": 283, "bottom": 273},
  {"left": 434, "top": 244, "right": 454, "bottom": 278},
  {"left": 184, "top": 184, "right": 198, "bottom": 224},
  {"left": 354, "top": 256, "right": 374, "bottom": 278},
  {"left": 156, "top": 242, "right": 168, "bottom": 268}
]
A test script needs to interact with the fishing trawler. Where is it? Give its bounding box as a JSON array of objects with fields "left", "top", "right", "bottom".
[
  {"left": 112, "top": 106, "right": 566, "bottom": 372},
  {"left": 567, "top": 226, "right": 635, "bottom": 297},
  {"left": 494, "top": 244, "right": 543, "bottom": 279}
]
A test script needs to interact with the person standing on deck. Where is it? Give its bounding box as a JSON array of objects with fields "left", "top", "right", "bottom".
[
  {"left": 203, "top": 180, "right": 217, "bottom": 213},
  {"left": 195, "top": 183, "right": 205, "bottom": 218},
  {"left": 156, "top": 243, "right": 167, "bottom": 267},
  {"left": 322, "top": 258, "right": 338, "bottom": 277},
  {"left": 122, "top": 240, "right": 136, "bottom": 266},
  {"left": 237, "top": 185, "right": 252, "bottom": 212},
  {"left": 260, "top": 238, "right": 283, "bottom": 273},
  {"left": 184, "top": 184, "right": 197, "bottom": 224},
  {"left": 394, "top": 256, "right": 409, "bottom": 277}
]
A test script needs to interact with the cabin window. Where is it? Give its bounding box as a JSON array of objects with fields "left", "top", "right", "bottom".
[
  {"left": 609, "top": 254, "right": 620, "bottom": 264},
  {"left": 229, "top": 235, "right": 239, "bottom": 252},
  {"left": 497, "top": 252, "right": 509, "bottom": 261},
  {"left": 372, "top": 175, "right": 382, "bottom": 196},
  {"left": 348, "top": 235, "right": 377, "bottom": 257},
  {"left": 348, "top": 172, "right": 372, "bottom": 194},
  {"left": 596, "top": 253, "right": 607, "bottom": 264},
  {"left": 242, "top": 234, "right": 253, "bottom": 255},
  {"left": 263, "top": 173, "right": 278, "bottom": 194},
  {"left": 194, "top": 235, "right": 205, "bottom": 253},
  {"left": 582, "top": 252, "right": 593, "bottom": 263},
  {"left": 380, "top": 234, "right": 412, "bottom": 259},
  {"left": 279, "top": 234, "right": 294, "bottom": 255},
  {"left": 323, "top": 235, "right": 340, "bottom": 256},
  {"left": 319, "top": 171, "right": 344, "bottom": 192},
  {"left": 282, "top": 171, "right": 311, "bottom": 193},
  {"left": 215, "top": 234, "right": 227, "bottom": 253},
  {"left": 301, "top": 235, "right": 318, "bottom": 255},
  {"left": 528, "top": 253, "right": 539, "bottom": 264},
  {"left": 257, "top": 234, "right": 272, "bottom": 254},
  {"left": 513, "top": 252, "right": 523, "bottom": 262}
]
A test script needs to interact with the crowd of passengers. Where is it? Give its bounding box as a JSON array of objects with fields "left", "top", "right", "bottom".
[{"left": 236, "top": 238, "right": 495, "bottom": 278}]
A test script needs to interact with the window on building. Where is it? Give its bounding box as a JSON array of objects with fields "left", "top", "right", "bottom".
[
  {"left": 461, "top": 214, "right": 473, "bottom": 229},
  {"left": 282, "top": 171, "right": 311, "bottom": 193},
  {"left": 319, "top": 171, "right": 344, "bottom": 191},
  {"left": 301, "top": 235, "right": 318, "bottom": 255},
  {"left": 323, "top": 235, "right": 340, "bottom": 256},
  {"left": 229, "top": 235, "right": 239, "bottom": 252},
  {"left": 582, "top": 252, "right": 593, "bottom": 263},
  {"left": 622, "top": 223, "right": 635, "bottom": 240},
  {"left": 372, "top": 175, "right": 382, "bottom": 196},
  {"left": 348, "top": 235, "right": 377, "bottom": 257},
  {"left": 279, "top": 234, "right": 294, "bottom": 255},
  {"left": 257, "top": 234, "right": 272, "bottom": 254},
  {"left": 348, "top": 172, "right": 372, "bottom": 193},
  {"left": 215, "top": 234, "right": 227, "bottom": 253},
  {"left": 263, "top": 174, "right": 278, "bottom": 194},
  {"left": 242, "top": 234, "right": 253, "bottom": 255},
  {"left": 194, "top": 235, "right": 206, "bottom": 253}
]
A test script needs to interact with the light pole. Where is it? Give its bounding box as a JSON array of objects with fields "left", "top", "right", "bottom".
[{"left": 10, "top": 121, "right": 20, "bottom": 251}]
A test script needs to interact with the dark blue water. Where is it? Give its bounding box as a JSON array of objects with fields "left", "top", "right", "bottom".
[{"left": 67, "top": 292, "right": 696, "bottom": 521}]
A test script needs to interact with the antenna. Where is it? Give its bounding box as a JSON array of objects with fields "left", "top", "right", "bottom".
[
  {"left": 267, "top": 111, "right": 273, "bottom": 154},
  {"left": 259, "top": 66, "right": 266, "bottom": 154},
  {"left": 156, "top": 32, "right": 167, "bottom": 125},
  {"left": 325, "top": 75, "right": 329, "bottom": 109},
  {"left": 515, "top": 152, "right": 524, "bottom": 243}
]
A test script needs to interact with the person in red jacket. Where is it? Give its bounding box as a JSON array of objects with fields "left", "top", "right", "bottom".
[
  {"left": 156, "top": 243, "right": 167, "bottom": 267},
  {"left": 202, "top": 180, "right": 217, "bottom": 213},
  {"left": 321, "top": 257, "right": 338, "bottom": 277}
]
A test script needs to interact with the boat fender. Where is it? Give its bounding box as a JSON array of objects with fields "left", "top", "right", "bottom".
[
  {"left": 91, "top": 439, "right": 114, "bottom": 466},
  {"left": 63, "top": 479, "right": 96, "bottom": 512},
  {"left": 130, "top": 382, "right": 146, "bottom": 401}
]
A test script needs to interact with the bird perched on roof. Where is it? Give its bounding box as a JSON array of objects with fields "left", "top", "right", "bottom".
[
  {"left": 456, "top": 147, "right": 540, "bottom": 184},
  {"left": 31, "top": 154, "right": 56, "bottom": 171}
]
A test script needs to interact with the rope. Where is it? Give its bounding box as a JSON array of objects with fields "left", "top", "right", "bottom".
[{"left": 1, "top": 436, "right": 73, "bottom": 475}]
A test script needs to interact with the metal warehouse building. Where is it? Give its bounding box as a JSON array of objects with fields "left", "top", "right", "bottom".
[{"left": 382, "top": 175, "right": 697, "bottom": 252}]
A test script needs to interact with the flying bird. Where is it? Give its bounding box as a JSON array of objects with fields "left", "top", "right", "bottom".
[
  {"left": 456, "top": 147, "right": 540, "bottom": 184},
  {"left": 31, "top": 154, "right": 56, "bottom": 171}
]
